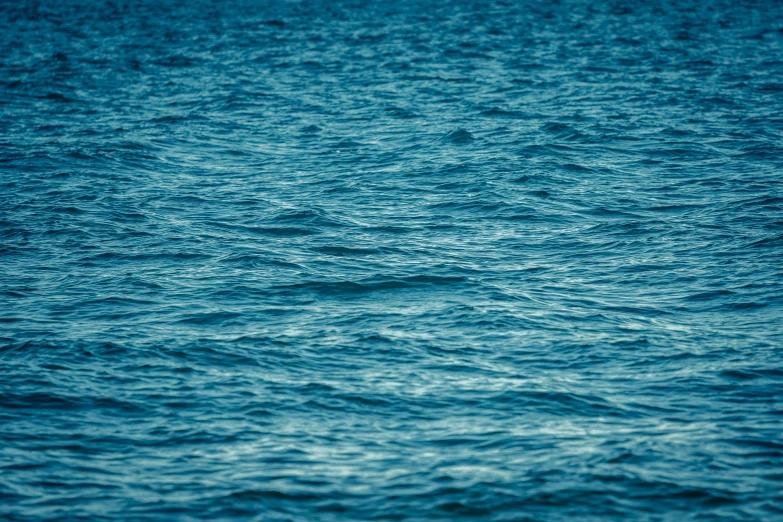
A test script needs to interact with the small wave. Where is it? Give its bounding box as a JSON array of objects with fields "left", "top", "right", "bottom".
[
  {"left": 214, "top": 222, "right": 320, "bottom": 237},
  {"left": 440, "top": 129, "right": 476, "bottom": 144},
  {"left": 272, "top": 275, "right": 468, "bottom": 296}
]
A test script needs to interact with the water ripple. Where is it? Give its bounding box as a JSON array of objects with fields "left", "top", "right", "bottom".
[{"left": 2, "top": 0, "right": 783, "bottom": 520}]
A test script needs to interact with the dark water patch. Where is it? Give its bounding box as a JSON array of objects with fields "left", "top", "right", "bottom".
[
  {"left": 479, "top": 108, "right": 531, "bottom": 119},
  {"left": 313, "top": 245, "right": 382, "bottom": 256}
]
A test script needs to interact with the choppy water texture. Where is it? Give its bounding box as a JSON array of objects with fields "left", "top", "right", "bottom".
[{"left": 2, "top": 0, "right": 783, "bottom": 520}]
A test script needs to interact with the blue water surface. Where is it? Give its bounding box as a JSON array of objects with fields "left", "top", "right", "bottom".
[{"left": 2, "top": 0, "right": 783, "bottom": 520}]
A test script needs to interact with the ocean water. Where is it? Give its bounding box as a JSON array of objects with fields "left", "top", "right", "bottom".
[{"left": 2, "top": 0, "right": 783, "bottom": 520}]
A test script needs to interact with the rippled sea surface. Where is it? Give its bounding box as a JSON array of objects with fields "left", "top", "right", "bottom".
[{"left": 2, "top": 0, "right": 783, "bottom": 520}]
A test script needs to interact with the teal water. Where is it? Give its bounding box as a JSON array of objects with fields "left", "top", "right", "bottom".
[{"left": 2, "top": 0, "right": 783, "bottom": 520}]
